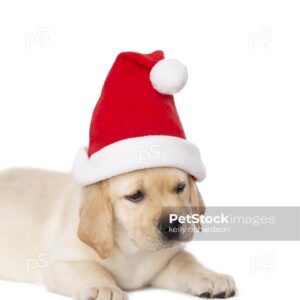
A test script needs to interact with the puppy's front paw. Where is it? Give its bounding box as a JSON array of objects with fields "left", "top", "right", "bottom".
[
  {"left": 78, "top": 286, "right": 128, "bottom": 300},
  {"left": 188, "top": 272, "right": 236, "bottom": 298}
]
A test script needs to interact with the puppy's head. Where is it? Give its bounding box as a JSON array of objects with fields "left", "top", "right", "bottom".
[{"left": 78, "top": 167, "right": 205, "bottom": 259}]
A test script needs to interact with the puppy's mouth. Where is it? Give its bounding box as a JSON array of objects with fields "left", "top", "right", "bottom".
[
  {"left": 127, "top": 210, "right": 195, "bottom": 252},
  {"left": 136, "top": 235, "right": 182, "bottom": 252},
  {"left": 157, "top": 211, "right": 194, "bottom": 243},
  {"left": 135, "top": 222, "right": 194, "bottom": 252},
  {"left": 159, "top": 223, "right": 193, "bottom": 244}
]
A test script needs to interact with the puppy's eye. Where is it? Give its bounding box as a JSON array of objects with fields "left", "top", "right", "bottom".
[
  {"left": 175, "top": 183, "right": 186, "bottom": 194},
  {"left": 125, "top": 191, "right": 144, "bottom": 202}
]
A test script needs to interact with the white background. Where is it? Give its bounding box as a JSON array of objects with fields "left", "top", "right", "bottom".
[{"left": 0, "top": 0, "right": 299, "bottom": 299}]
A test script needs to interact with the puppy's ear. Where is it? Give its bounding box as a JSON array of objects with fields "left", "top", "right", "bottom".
[
  {"left": 189, "top": 177, "right": 206, "bottom": 230},
  {"left": 78, "top": 181, "right": 113, "bottom": 259}
]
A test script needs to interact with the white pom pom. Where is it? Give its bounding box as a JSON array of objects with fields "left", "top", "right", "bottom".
[{"left": 150, "top": 59, "right": 188, "bottom": 95}]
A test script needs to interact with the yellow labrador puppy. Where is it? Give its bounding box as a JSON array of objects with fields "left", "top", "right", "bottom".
[{"left": 0, "top": 167, "right": 235, "bottom": 299}]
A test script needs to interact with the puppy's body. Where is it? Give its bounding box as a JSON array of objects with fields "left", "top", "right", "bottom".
[
  {"left": 0, "top": 168, "right": 236, "bottom": 299},
  {"left": 0, "top": 169, "right": 80, "bottom": 283},
  {"left": 0, "top": 169, "right": 179, "bottom": 287}
]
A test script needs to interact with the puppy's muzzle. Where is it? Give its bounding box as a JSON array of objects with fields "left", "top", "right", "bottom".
[{"left": 158, "top": 217, "right": 182, "bottom": 241}]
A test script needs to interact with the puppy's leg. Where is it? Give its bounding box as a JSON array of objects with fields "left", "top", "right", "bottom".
[
  {"left": 44, "top": 261, "right": 128, "bottom": 300},
  {"left": 151, "top": 251, "right": 236, "bottom": 298}
]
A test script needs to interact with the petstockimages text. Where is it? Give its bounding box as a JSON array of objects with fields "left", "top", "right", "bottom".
[{"left": 169, "top": 213, "right": 276, "bottom": 227}]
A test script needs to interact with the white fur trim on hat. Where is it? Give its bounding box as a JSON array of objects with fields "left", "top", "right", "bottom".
[
  {"left": 150, "top": 59, "right": 188, "bottom": 95},
  {"left": 72, "top": 135, "right": 205, "bottom": 186}
]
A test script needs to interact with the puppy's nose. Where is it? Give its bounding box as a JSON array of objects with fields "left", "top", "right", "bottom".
[{"left": 158, "top": 218, "right": 182, "bottom": 240}]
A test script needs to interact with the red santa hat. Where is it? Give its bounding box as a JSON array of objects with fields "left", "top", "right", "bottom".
[{"left": 72, "top": 50, "right": 206, "bottom": 185}]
